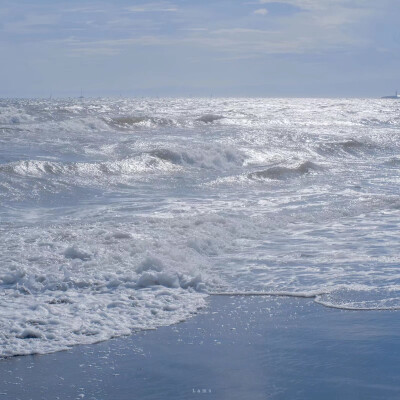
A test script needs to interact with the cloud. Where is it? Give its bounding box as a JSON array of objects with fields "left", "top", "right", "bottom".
[
  {"left": 1, "top": 0, "right": 382, "bottom": 61},
  {"left": 2, "top": 13, "right": 59, "bottom": 35},
  {"left": 68, "top": 46, "right": 121, "bottom": 56},
  {"left": 254, "top": 8, "right": 268, "bottom": 15},
  {"left": 212, "top": 28, "right": 270, "bottom": 34},
  {"left": 125, "top": 3, "right": 178, "bottom": 13},
  {"left": 180, "top": 28, "right": 208, "bottom": 32},
  {"left": 257, "top": 0, "right": 379, "bottom": 13},
  {"left": 61, "top": 22, "right": 364, "bottom": 60}
]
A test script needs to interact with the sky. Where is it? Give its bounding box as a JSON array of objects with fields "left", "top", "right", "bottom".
[{"left": 0, "top": 0, "right": 399, "bottom": 97}]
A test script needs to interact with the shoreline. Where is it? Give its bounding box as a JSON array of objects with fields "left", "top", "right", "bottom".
[{"left": 1, "top": 295, "right": 400, "bottom": 399}]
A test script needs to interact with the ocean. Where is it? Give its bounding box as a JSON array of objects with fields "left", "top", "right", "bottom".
[{"left": 1, "top": 97, "right": 400, "bottom": 357}]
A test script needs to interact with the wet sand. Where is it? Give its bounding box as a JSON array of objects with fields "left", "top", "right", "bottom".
[{"left": 1, "top": 295, "right": 400, "bottom": 400}]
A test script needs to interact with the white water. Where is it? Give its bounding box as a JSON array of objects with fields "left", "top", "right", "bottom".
[{"left": 1, "top": 97, "right": 400, "bottom": 356}]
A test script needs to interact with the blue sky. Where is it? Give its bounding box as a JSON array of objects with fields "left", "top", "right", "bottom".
[{"left": 0, "top": 0, "right": 399, "bottom": 97}]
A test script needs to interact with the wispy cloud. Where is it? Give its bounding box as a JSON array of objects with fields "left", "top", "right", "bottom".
[
  {"left": 52, "top": 0, "right": 375, "bottom": 60},
  {"left": 0, "top": 0, "right": 398, "bottom": 96},
  {"left": 254, "top": 8, "right": 268, "bottom": 15},
  {"left": 61, "top": 24, "right": 366, "bottom": 60},
  {"left": 125, "top": 2, "right": 178, "bottom": 13},
  {"left": 0, "top": 0, "right": 387, "bottom": 60}
]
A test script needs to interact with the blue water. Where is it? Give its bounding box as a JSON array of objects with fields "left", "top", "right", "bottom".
[{"left": 2, "top": 296, "right": 400, "bottom": 400}]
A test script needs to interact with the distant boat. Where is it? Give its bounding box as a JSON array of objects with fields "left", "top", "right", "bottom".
[
  {"left": 78, "top": 88, "right": 84, "bottom": 99},
  {"left": 381, "top": 90, "right": 400, "bottom": 99}
]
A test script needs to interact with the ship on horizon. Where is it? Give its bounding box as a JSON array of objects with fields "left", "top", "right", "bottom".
[{"left": 381, "top": 90, "right": 400, "bottom": 99}]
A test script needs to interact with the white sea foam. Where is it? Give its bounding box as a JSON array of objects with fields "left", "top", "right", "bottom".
[{"left": 1, "top": 97, "right": 400, "bottom": 356}]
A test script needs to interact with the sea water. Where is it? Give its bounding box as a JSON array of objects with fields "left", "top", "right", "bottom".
[{"left": 1, "top": 97, "right": 400, "bottom": 356}]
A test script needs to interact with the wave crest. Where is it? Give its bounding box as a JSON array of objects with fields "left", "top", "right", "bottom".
[
  {"left": 317, "top": 139, "right": 375, "bottom": 156},
  {"left": 196, "top": 114, "right": 224, "bottom": 123},
  {"left": 0, "top": 157, "right": 178, "bottom": 179},
  {"left": 248, "top": 161, "right": 321, "bottom": 180},
  {"left": 149, "top": 146, "right": 244, "bottom": 169},
  {"left": 105, "top": 115, "right": 179, "bottom": 129}
]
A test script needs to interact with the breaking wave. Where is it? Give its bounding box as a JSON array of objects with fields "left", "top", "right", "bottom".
[
  {"left": 0, "top": 157, "right": 178, "bottom": 179},
  {"left": 316, "top": 139, "right": 376, "bottom": 156},
  {"left": 196, "top": 114, "right": 225, "bottom": 123},
  {"left": 105, "top": 115, "right": 180, "bottom": 129},
  {"left": 247, "top": 161, "right": 321, "bottom": 180},
  {"left": 0, "top": 145, "right": 245, "bottom": 182},
  {"left": 149, "top": 146, "right": 244, "bottom": 169}
]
